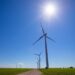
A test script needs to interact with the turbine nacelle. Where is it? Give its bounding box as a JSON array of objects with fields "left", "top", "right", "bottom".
[{"left": 44, "top": 33, "right": 47, "bottom": 35}]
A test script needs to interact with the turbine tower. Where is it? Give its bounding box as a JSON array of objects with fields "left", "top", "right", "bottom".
[
  {"left": 35, "top": 53, "right": 41, "bottom": 69},
  {"left": 33, "top": 24, "right": 55, "bottom": 69}
]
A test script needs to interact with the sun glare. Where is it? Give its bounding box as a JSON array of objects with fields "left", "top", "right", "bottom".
[{"left": 42, "top": 3, "right": 58, "bottom": 18}]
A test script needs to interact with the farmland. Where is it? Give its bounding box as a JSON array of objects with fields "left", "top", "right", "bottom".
[
  {"left": 0, "top": 68, "right": 31, "bottom": 75},
  {"left": 41, "top": 68, "right": 75, "bottom": 75}
]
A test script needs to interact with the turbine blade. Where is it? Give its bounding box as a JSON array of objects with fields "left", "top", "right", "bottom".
[
  {"left": 34, "top": 54, "right": 39, "bottom": 56},
  {"left": 47, "top": 36, "right": 56, "bottom": 43},
  {"left": 40, "top": 24, "right": 45, "bottom": 34},
  {"left": 34, "top": 53, "right": 41, "bottom": 56},
  {"left": 33, "top": 34, "right": 44, "bottom": 45}
]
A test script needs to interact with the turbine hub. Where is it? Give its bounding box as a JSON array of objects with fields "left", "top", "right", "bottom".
[{"left": 44, "top": 33, "right": 47, "bottom": 35}]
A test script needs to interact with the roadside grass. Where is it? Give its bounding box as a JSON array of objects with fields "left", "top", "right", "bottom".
[
  {"left": 40, "top": 68, "right": 75, "bottom": 75},
  {"left": 0, "top": 68, "right": 31, "bottom": 75}
]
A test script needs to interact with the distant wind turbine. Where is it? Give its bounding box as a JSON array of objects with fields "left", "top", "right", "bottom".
[
  {"left": 35, "top": 53, "right": 41, "bottom": 69},
  {"left": 33, "top": 24, "right": 55, "bottom": 69}
]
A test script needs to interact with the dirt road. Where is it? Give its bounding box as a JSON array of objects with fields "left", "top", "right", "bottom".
[{"left": 17, "top": 69, "right": 42, "bottom": 75}]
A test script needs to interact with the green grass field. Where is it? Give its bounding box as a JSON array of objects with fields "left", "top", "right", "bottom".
[
  {"left": 0, "top": 68, "right": 31, "bottom": 75},
  {"left": 41, "top": 68, "right": 75, "bottom": 75}
]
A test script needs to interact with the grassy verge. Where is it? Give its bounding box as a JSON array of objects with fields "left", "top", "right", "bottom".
[
  {"left": 0, "top": 68, "right": 31, "bottom": 75},
  {"left": 40, "top": 68, "right": 75, "bottom": 75}
]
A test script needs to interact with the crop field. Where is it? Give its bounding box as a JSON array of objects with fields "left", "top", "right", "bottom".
[
  {"left": 41, "top": 68, "right": 75, "bottom": 75},
  {"left": 0, "top": 68, "right": 31, "bottom": 75}
]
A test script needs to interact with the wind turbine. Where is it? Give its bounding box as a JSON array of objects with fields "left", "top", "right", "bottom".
[
  {"left": 35, "top": 53, "right": 41, "bottom": 69},
  {"left": 33, "top": 24, "right": 55, "bottom": 69}
]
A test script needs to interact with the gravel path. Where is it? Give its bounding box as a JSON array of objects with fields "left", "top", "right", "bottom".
[{"left": 17, "top": 69, "right": 42, "bottom": 75}]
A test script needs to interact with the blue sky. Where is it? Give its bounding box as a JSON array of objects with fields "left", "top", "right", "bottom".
[{"left": 0, "top": 0, "right": 75, "bottom": 68}]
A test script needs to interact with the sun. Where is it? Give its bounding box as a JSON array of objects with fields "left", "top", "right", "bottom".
[{"left": 42, "top": 3, "right": 58, "bottom": 18}]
